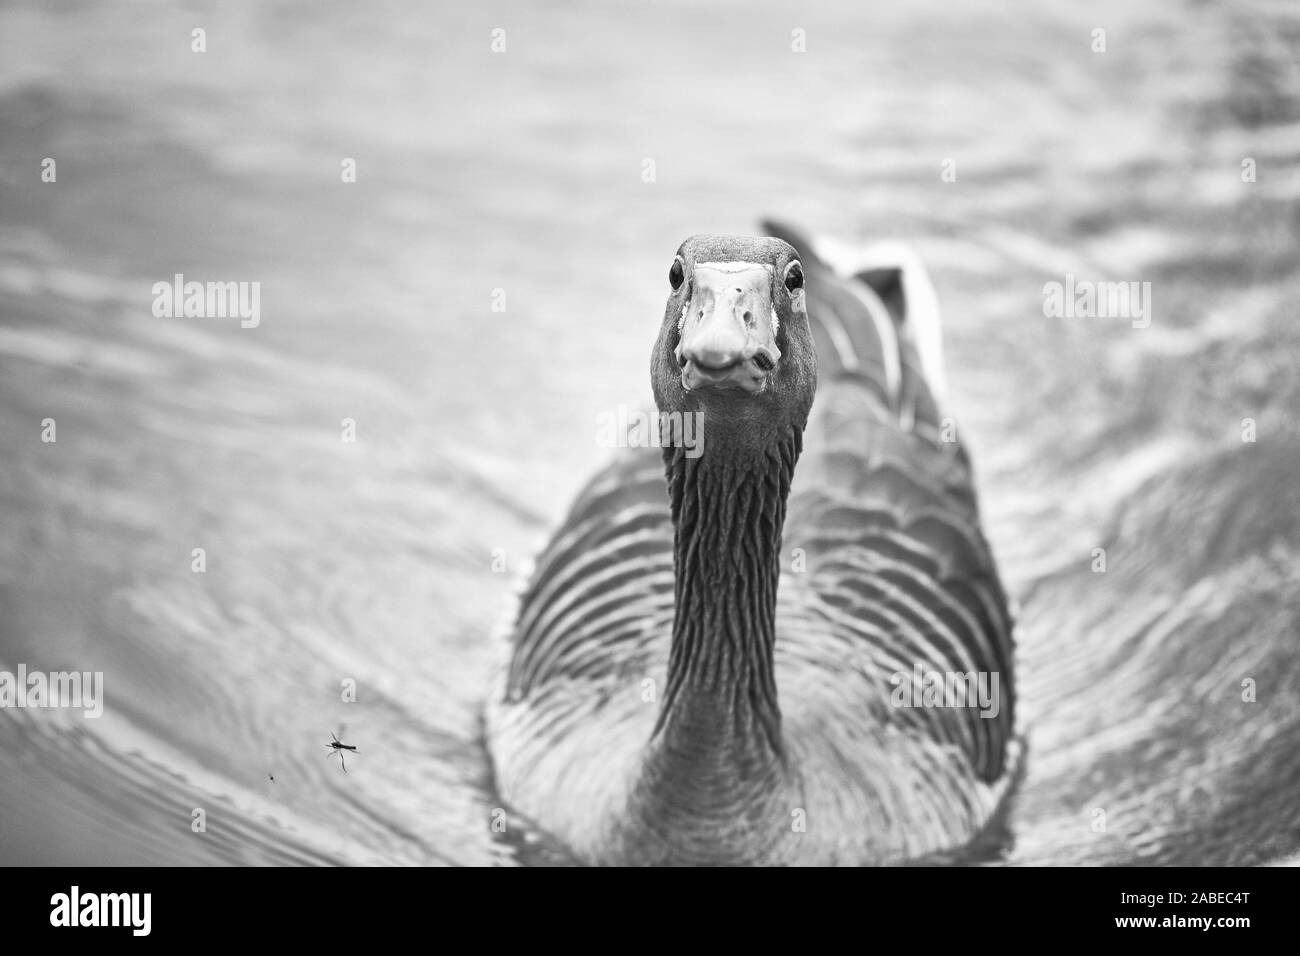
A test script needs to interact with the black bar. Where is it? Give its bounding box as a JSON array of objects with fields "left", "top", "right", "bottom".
[{"left": 8, "top": 865, "right": 1282, "bottom": 943}]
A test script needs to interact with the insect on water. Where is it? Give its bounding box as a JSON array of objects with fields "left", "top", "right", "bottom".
[{"left": 325, "top": 731, "right": 358, "bottom": 773}]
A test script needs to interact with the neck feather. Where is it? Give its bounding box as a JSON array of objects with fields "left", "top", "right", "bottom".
[{"left": 653, "top": 424, "right": 801, "bottom": 766}]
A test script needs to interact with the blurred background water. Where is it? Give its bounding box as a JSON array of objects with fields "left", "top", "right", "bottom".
[{"left": 1, "top": 0, "right": 1298, "bottom": 865}]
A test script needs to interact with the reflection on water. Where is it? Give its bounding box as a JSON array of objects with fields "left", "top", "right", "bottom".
[{"left": 1, "top": 0, "right": 1298, "bottom": 865}]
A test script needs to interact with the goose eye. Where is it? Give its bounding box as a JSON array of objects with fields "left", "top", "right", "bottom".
[
  {"left": 669, "top": 257, "right": 685, "bottom": 291},
  {"left": 784, "top": 261, "right": 804, "bottom": 293}
]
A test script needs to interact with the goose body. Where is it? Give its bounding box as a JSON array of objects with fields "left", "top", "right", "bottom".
[{"left": 486, "top": 222, "right": 1018, "bottom": 865}]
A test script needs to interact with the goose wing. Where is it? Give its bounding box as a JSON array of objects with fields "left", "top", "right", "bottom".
[
  {"left": 765, "top": 219, "right": 1015, "bottom": 783},
  {"left": 501, "top": 448, "right": 673, "bottom": 704}
]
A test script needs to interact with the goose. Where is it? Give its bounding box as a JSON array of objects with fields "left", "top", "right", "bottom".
[{"left": 486, "top": 221, "right": 1020, "bottom": 865}]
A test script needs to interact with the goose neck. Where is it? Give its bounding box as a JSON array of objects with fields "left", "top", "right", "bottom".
[{"left": 653, "top": 427, "right": 801, "bottom": 768}]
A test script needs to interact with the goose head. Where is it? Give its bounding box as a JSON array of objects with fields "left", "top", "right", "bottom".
[{"left": 652, "top": 235, "right": 817, "bottom": 438}]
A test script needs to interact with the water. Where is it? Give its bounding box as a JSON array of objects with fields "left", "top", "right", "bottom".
[{"left": 1, "top": 0, "right": 1298, "bottom": 865}]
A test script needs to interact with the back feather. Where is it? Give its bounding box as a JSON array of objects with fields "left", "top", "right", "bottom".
[{"left": 762, "top": 218, "right": 1015, "bottom": 783}]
